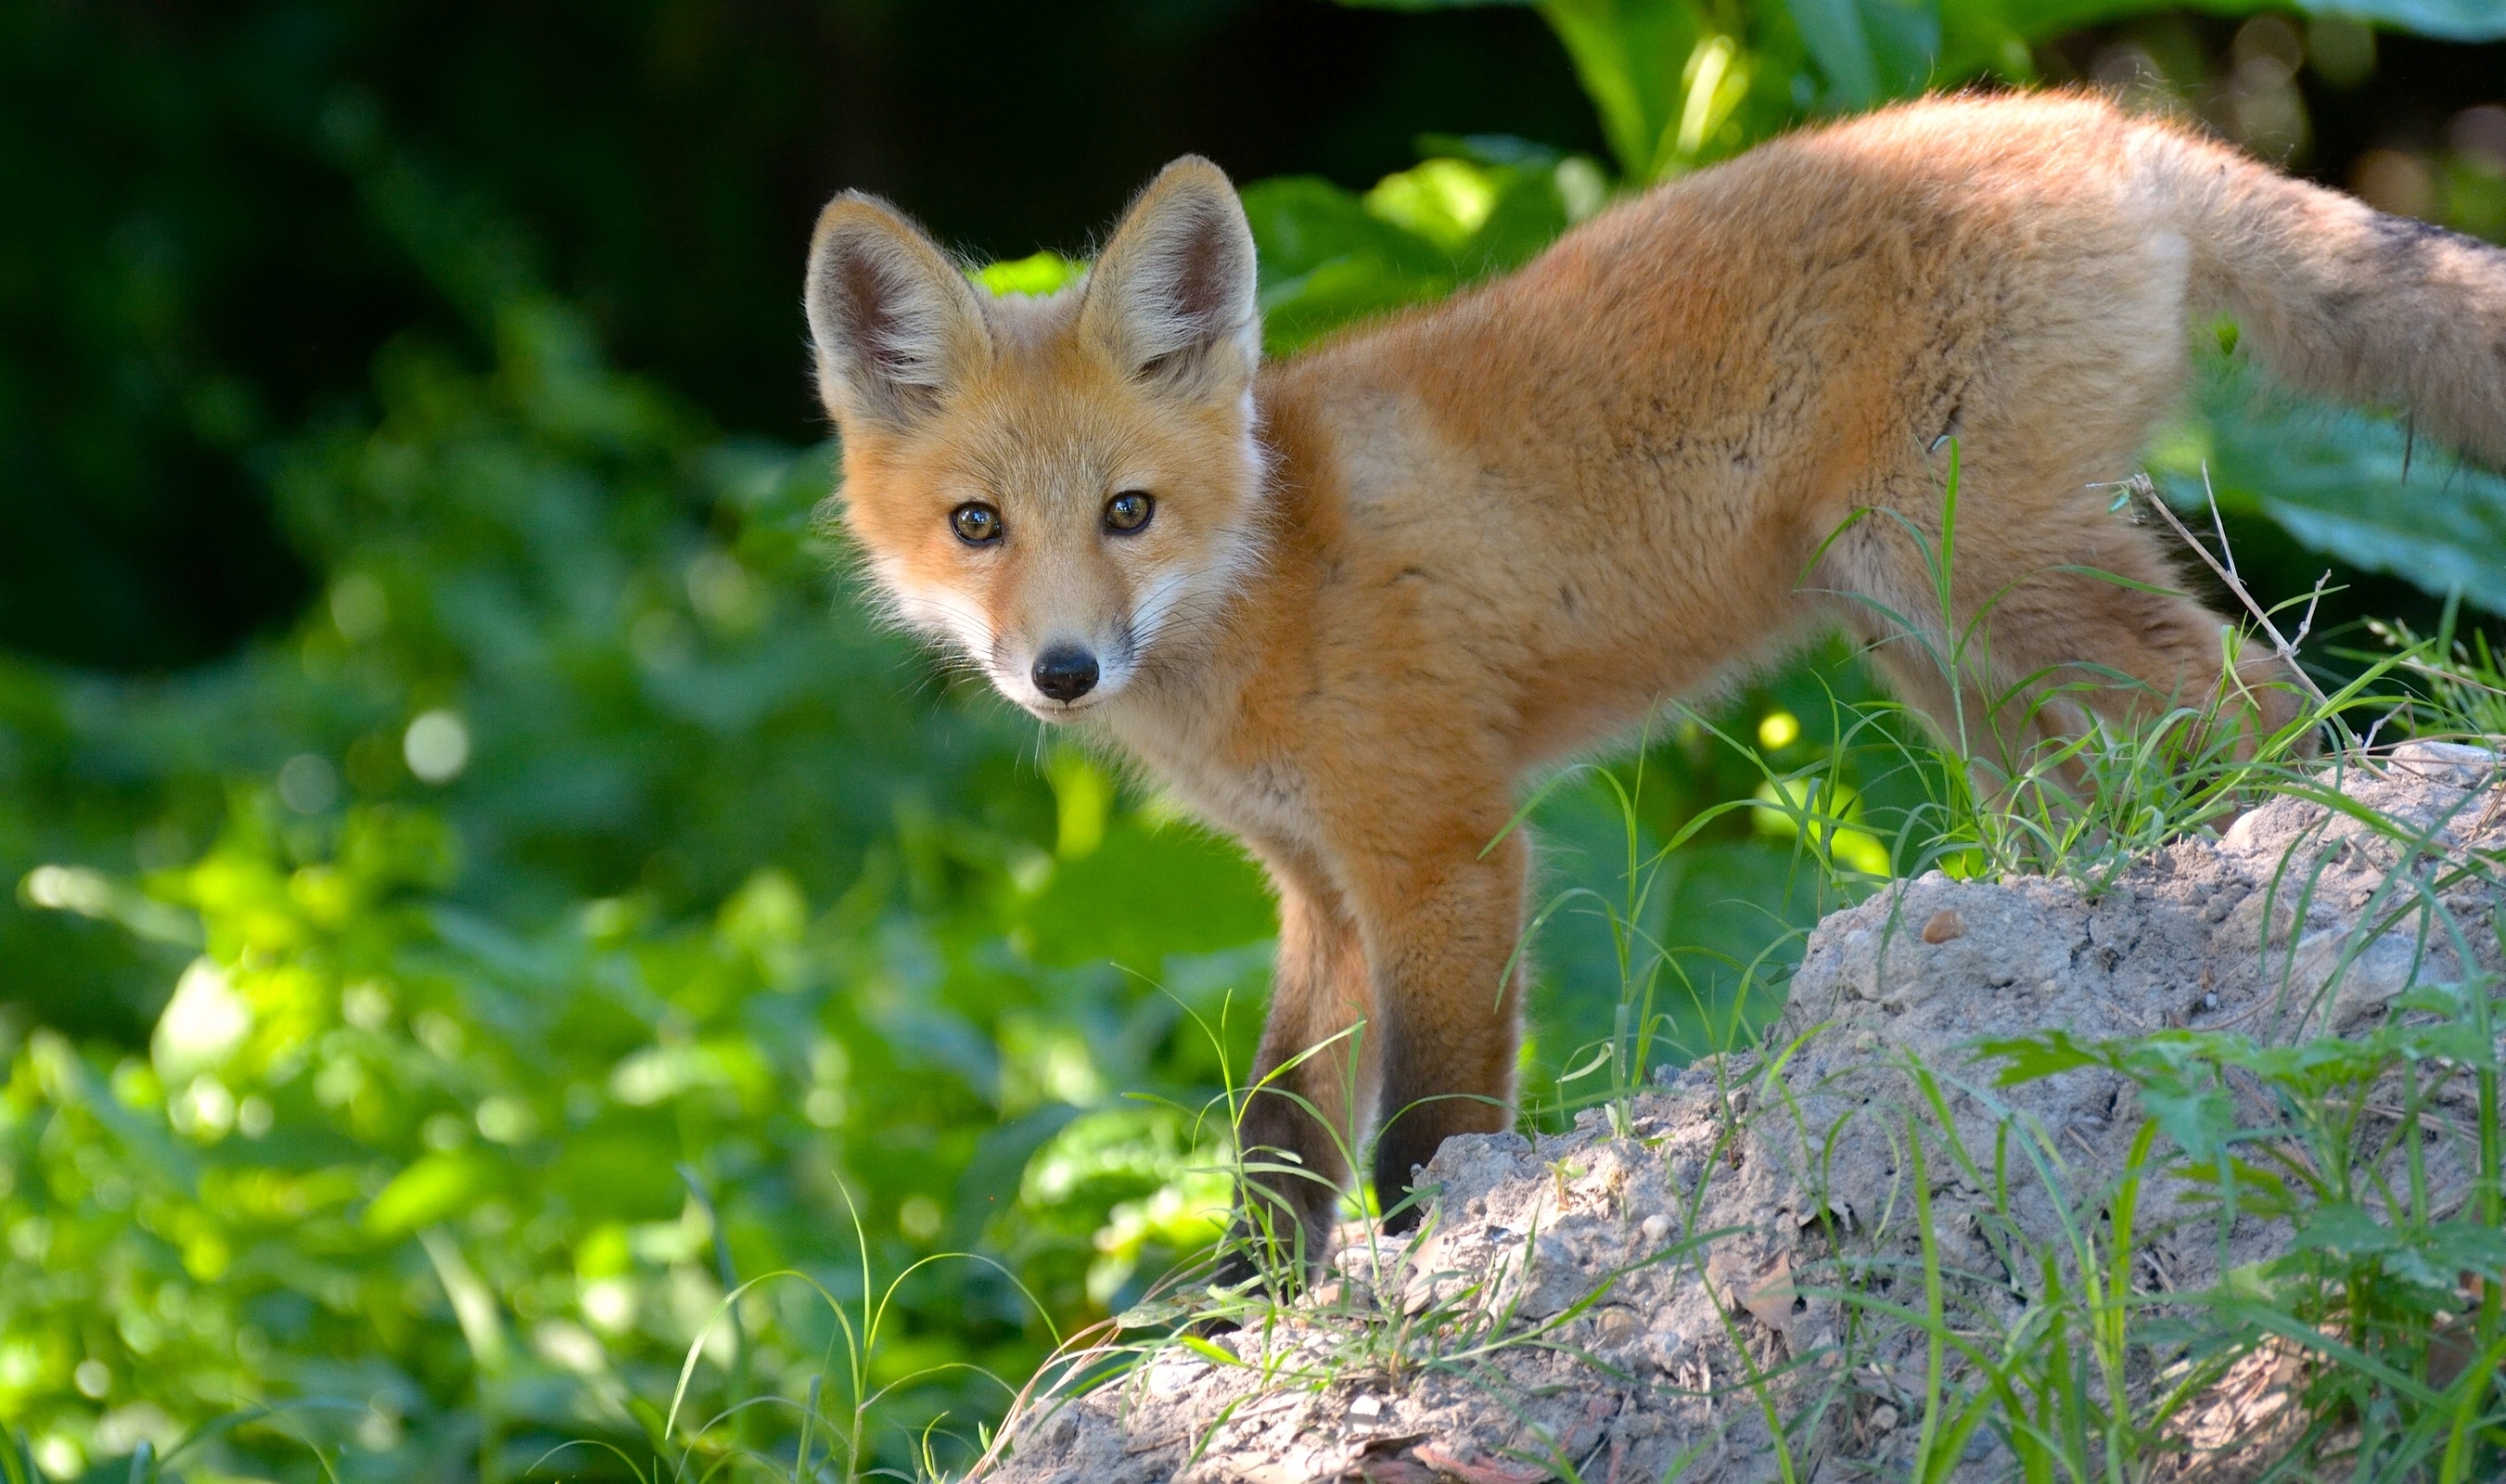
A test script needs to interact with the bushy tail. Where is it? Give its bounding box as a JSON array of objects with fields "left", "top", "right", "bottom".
[{"left": 2147, "top": 128, "right": 2506, "bottom": 468}]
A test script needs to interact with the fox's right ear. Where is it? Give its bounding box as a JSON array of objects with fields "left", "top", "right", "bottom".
[{"left": 804, "top": 194, "right": 990, "bottom": 432}]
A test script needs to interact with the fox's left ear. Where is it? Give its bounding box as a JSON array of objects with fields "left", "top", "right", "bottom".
[{"left": 1081, "top": 157, "right": 1260, "bottom": 399}]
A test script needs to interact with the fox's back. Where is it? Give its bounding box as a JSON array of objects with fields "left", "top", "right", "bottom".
[{"left": 1256, "top": 94, "right": 2200, "bottom": 748}]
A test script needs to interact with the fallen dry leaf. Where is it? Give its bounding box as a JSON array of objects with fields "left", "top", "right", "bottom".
[
  {"left": 1412, "top": 1439, "right": 1553, "bottom": 1484},
  {"left": 1742, "top": 1253, "right": 1798, "bottom": 1338}
]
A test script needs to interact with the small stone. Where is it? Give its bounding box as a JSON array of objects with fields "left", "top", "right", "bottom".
[
  {"left": 1640, "top": 1213, "right": 1675, "bottom": 1246},
  {"left": 1595, "top": 1306, "right": 1642, "bottom": 1347},
  {"left": 1921, "top": 909, "right": 1965, "bottom": 944},
  {"left": 1869, "top": 1403, "right": 1899, "bottom": 1434},
  {"left": 1349, "top": 1394, "right": 1383, "bottom": 1419}
]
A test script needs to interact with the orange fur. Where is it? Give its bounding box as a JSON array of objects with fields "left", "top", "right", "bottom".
[{"left": 803, "top": 93, "right": 2506, "bottom": 1269}]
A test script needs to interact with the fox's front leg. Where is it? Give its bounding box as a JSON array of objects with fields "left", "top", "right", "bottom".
[
  {"left": 1230, "top": 852, "right": 1374, "bottom": 1282},
  {"left": 1343, "top": 815, "right": 1528, "bottom": 1232}
]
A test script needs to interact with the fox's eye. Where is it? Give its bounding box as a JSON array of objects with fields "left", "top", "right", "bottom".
[
  {"left": 951, "top": 503, "right": 1003, "bottom": 545},
  {"left": 1104, "top": 491, "right": 1155, "bottom": 534}
]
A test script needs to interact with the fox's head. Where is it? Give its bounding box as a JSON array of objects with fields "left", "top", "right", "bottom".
[{"left": 804, "top": 159, "right": 1265, "bottom": 721}]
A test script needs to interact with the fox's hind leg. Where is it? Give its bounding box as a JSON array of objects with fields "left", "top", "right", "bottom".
[
  {"left": 1226, "top": 852, "right": 1373, "bottom": 1287},
  {"left": 1822, "top": 475, "right": 2310, "bottom": 789},
  {"left": 1954, "top": 511, "right": 2312, "bottom": 757}
]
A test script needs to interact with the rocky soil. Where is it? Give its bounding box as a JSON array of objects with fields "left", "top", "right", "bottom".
[{"left": 978, "top": 742, "right": 2506, "bottom": 1484}]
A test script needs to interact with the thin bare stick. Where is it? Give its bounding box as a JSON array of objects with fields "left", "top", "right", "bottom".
[
  {"left": 2132, "top": 469, "right": 2333, "bottom": 710},
  {"left": 2359, "top": 706, "right": 2395, "bottom": 757},
  {"left": 2289, "top": 570, "right": 2331, "bottom": 652},
  {"left": 2207, "top": 487, "right": 2239, "bottom": 583}
]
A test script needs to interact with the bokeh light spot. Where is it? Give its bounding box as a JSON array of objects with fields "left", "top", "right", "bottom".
[{"left": 403, "top": 710, "right": 471, "bottom": 783}]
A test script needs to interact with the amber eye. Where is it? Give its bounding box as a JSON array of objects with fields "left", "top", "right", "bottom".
[
  {"left": 951, "top": 503, "right": 1003, "bottom": 545},
  {"left": 1104, "top": 491, "right": 1155, "bottom": 534}
]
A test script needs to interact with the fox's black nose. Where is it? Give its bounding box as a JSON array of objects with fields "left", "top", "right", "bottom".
[{"left": 1031, "top": 646, "right": 1099, "bottom": 703}]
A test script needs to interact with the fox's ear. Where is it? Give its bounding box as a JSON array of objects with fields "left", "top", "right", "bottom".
[
  {"left": 1080, "top": 157, "right": 1260, "bottom": 398},
  {"left": 804, "top": 193, "right": 990, "bottom": 432}
]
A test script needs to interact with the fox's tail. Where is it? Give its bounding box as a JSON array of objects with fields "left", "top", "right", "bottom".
[{"left": 2146, "top": 127, "right": 2506, "bottom": 468}]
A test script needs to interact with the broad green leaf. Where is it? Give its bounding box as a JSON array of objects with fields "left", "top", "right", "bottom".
[
  {"left": 1016, "top": 816, "right": 1274, "bottom": 970},
  {"left": 1241, "top": 175, "right": 1452, "bottom": 352},
  {"left": 2135, "top": 1076, "right": 2238, "bottom": 1159},
  {"left": 1243, "top": 158, "right": 1581, "bottom": 352},
  {"left": 1788, "top": 0, "right": 1884, "bottom": 106},
  {"left": 364, "top": 1150, "right": 501, "bottom": 1236},
  {"left": 1465, "top": 165, "right": 1584, "bottom": 273},
  {"left": 1856, "top": 0, "right": 1942, "bottom": 89},
  {"left": 549, "top": 1132, "right": 697, "bottom": 1222},
  {"left": 2293, "top": 1201, "right": 2404, "bottom": 1256},
  {"left": 2314, "top": 0, "right": 2506, "bottom": 41},
  {"left": 1977, "top": 1029, "right": 2107, "bottom": 1084},
  {"left": 1241, "top": 176, "right": 1451, "bottom": 281},
  {"left": 977, "top": 251, "right": 1084, "bottom": 297},
  {"left": 1366, "top": 158, "right": 1506, "bottom": 251},
  {"left": 2154, "top": 352, "right": 2506, "bottom": 616},
  {"left": 2420, "top": 1217, "right": 2506, "bottom": 1273},
  {"left": 950, "top": 1101, "right": 1087, "bottom": 1247},
  {"left": 1788, "top": 0, "right": 1942, "bottom": 107},
  {"left": 1934, "top": 0, "right": 2033, "bottom": 78}
]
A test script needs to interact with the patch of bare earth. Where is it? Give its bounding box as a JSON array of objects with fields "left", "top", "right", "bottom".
[{"left": 979, "top": 742, "right": 2505, "bottom": 1483}]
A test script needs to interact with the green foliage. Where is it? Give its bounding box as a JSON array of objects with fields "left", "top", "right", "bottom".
[
  {"left": 1978, "top": 960, "right": 2506, "bottom": 1475},
  {"left": 0, "top": 406, "right": 1256, "bottom": 1484},
  {"left": 1359, "top": 0, "right": 2506, "bottom": 186},
  {"left": 2157, "top": 346, "right": 2506, "bottom": 616},
  {"left": 0, "top": 131, "right": 1297, "bottom": 1480},
  {"left": 1246, "top": 147, "right": 1604, "bottom": 353}
]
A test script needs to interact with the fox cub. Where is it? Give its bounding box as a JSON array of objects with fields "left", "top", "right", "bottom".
[{"left": 805, "top": 92, "right": 2506, "bottom": 1272}]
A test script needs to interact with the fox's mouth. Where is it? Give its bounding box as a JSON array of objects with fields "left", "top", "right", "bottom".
[
  {"left": 1025, "top": 695, "right": 1102, "bottom": 721},
  {"left": 996, "top": 671, "right": 1119, "bottom": 720}
]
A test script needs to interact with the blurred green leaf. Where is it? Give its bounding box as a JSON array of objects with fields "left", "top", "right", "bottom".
[
  {"left": 2293, "top": 1201, "right": 2402, "bottom": 1256},
  {"left": 2155, "top": 351, "right": 2506, "bottom": 615},
  {"left": 365, "top": 1152, "right": 501, "bottom": 1237},
  {"left": 1787, "top": 0, "right": 1941, "bottom": 109},
  {"left": 1245, "top": 155, "right": 1589, "bottom": 352},
  {"left": 1016, "top": 818, "right": 1273, "bottom": 970},
  {"left": 2319, "top": 0, "right": 2506, "bottom": 41},
  {"left": 976, "top": 251, "right": 1084, "bottom": 297}
]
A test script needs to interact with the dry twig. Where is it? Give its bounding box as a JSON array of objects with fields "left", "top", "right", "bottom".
[{"left": 2123, "top": 469, "right": 2333, "bottom": 711}]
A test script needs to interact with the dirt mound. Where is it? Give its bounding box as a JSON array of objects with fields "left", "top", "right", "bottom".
[{"left": 981, "top": 742, "right": 2505, "bottom": 1484}]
